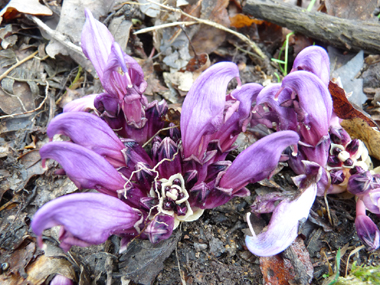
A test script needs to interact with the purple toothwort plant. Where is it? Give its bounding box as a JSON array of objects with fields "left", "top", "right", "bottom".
[
  {"left": 32, "top": 41, "right": 300, "bottom": 251},
  {"left": 64, "top": 9, "right": 167, "bottom": 145},
  {"left": 246, "top": 45, "right": 379, "bottom": 256}
]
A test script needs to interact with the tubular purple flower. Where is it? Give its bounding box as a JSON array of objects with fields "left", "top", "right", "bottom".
[
  {"left": 181, "top": 62, "right": 240, "bottom": 159},
  {"left": 219, "top": 130, "right": 299, "bottom": 191},
  {"left": 50, "top": 275, "right": 74, "bottom": 285},
  {"left": 102, "top": 42, "right": 146, "bottom": 102},
  {"left": 355, "top": 199, "right": 380, "bottom": 251},
  {"left": 255, "top": 84, "right": 298, "bottom": 132},
  {"left": 362, "top": 189, "right": 380, "bottom": 215},
  {"left": 47, "top": 112, "right": 126, "bottom": 167},
  {"left": 145, "top": 214, "right": 174, "bottom": 244},
  {"left": 291, "top": 46, "right": 330, "bottom": 86},
  {"left": 280, "top": 71, "right": 332, "bottom": 146},
  {"left": 40, "top": 142, "right": 125, "bottom": 196},
  {"left": 63, "top": 94, "right": 97, "bottom": 113},
  {"left": 81, "top": 9, "right": 114, "bottom": 80},
  {"left": 31, "top": 193, "right": 140, "bottom": 251},
  {"left": 209, "top": 83, "right": 263, "bottom": 152},
  {"left": 245, "top": 182, "right": 317, "bottom": 256},
  {"left": 347, "top": 171, "right": 375, "bottom": 197}
]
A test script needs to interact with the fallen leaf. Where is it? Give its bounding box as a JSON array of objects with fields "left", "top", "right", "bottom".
[
  {"left": 325, "top": 0, "right": 378, "bottom": 21},
  {"left": 0, "top": 0, "right": 52, "bottom": 24},
  {"left": 186, "top": 0, "right": 230, "bottom": 55},
  {"left": 45, "top": 0, "right": 113, "bottom": 59},
  {"left": 7, "top": 242, "right": 36, "bottom": 279},
  {"left": 328, "top": 81, "right": 378, "bottom": 128},
  {"left": 180, "top": 53, "right": 210, "bottom": 73},
  {"left": 260, "top": 237, "right": 313, "bottom": 285},
  {"left": 24, "top": 254, "right": 76, "bottom": 284},
  {"left": 118, "top": 230, "right": 181, "bottom": 285},
  {"left": 136, "top": 58, "right": 168, "bottom": 96},
  {"left": 341, "top": 117, "right": 380, "bottom": 160},
  {"left": 229, "top": 14, "right": 263, "bottom": 28},
  {"left": 260, "top": 254, "right": 295, "bottom": 284},
  {"left": 331, "top": 50, "right": 366, "bottom": 106}
]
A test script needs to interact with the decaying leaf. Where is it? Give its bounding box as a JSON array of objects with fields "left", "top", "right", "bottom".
[
  {"left": 260, "top": 237, "right": 313, "bottom": 285},
  {"left": 325, "top": 0, "right": 378, "bottom": 21},
  {"left": 341, "top": 117, "right": 380, "bottom": 160},
  {"left": 185, "top": 0, "right": 230, "bottom": 55},
  {"left": 23, "top": 254, "right": 76, "bottom": 284},
  {"left": 0, "top": 0, "right": 52, "bottom": 24},
  {"left": 329, "top": 81, "right": 378, "bottom": 128},
  {"left": 260, "top": 254, "right": 295, "bottom": 284},
  {"left": 119, "top": 230, "right": 181, "bottom": 285},
  {"left": 229, "top": 14, "right": 263, "bottom": 28},
  {"left": 136, "top": 58, "right": 168, "bottom": 96}
]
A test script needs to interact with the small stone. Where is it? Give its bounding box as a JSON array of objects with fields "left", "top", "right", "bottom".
[
  {"left": 193, "top": 242, "right": 208, "bottom": 251},
  {"left": 209, "top": 237, "right": 225, "bottom": 257}
]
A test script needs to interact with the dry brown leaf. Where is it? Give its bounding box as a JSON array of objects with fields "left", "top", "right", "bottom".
[
  {"left": 341, "top": 117, "right": 380, "bottom": 160},
  {"left": 260, "top": 254, "right": 295, "bottom": 284},
  {"left": 329, "top": 81, "right": 378, "bottom": 128},
  {"left": 325, "top": 0, "right": 378, "bottom": 21},
  {"left": 229, "top": 14, "right": 263, "bottom": 28},
  {"left": 0, "top": 0, "right": 52, "bottom": 24},
  {"left": 23, "top": 254, "right": 76, "bottom": 285}
]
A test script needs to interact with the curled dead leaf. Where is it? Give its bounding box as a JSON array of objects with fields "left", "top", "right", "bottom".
[
  {"left": 0, "top": 0, "right": 52, "bottom": 24},
  {"left": 329, "top": 81, "right": 378, "bottom": 128}
]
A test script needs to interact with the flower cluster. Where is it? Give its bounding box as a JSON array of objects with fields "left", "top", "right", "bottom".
[
  {"left": 32, "top": 8, "right": 379, "bottom": 258},
  {"left": 31, "top": 10, "right": 299, "bottom": 251},
  {"left": 247, "top": 46, "right": 380, "bottom": 255}
]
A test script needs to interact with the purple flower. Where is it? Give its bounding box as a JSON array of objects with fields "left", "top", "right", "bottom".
[
  {"left": 246, "top": 177, "right": 317, "bottom": 256},
  {"left": 355, "top": 199, "right": 380, "bottom": 251},
  {"left": 291, "top": 46, "right": 330, "bottom": 87},
  {"left": 33, "top": 61, "right": 299, "bottom": 251},
  {"left": 50, "top": 275, "right": 73, "bottom": 285},
  {"left": 31, "top": 193, "right": 141, "bottom": 251},
  {"left": 65, "top": 9, "right": 167, "bottom": 144}
]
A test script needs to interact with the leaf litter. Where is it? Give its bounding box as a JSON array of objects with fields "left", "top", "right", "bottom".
[{"left": 1, "top": 0, "right": 380, "bottom": 284}]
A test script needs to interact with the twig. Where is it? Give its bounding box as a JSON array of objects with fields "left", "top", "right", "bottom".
[
  {"left": 142, "top": 125, "right": 179, "bottom": 148},
  {"left": 0, "top": 51, "right": 38, "bottom": 81},
  {"left": 134, "top": 21, "right": 197, "bottom": 34},
  {"left": 28, "top": 15, "right": 83, "bottom": 55},
  {"left": 175, "top": 245, "right": 186, "bottom": 285},
  {"left": 344, "top": 245, "right": 365, "bottom": 277},
  {"left": 141, "top": 0, "right": 266, "bottom": 59},
  {"left": 0, "top": 80, "right": 50, "bottom": 120}
]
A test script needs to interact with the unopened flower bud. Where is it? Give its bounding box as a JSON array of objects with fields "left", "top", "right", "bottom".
[{"left": 355, "top": 214, "right": 380, "bottom": 251}]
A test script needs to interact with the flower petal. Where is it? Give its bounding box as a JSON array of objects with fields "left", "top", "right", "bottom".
[
  {"left": 181, "top": 62, "right": 240, "bottom": 159},
  {"left": 291, "top": 46, "right": 330, "bottom": 86},
  {"left": 281, "top": 71, "right": 332, "bottom": 146},
  {"left": 219, "top": 131, "right": 299, "bottom": 191},
  {"left": 255, "top": 84, "right": 298, "bottom": 132},
  {"left": 47, "top": 112, "right": 126, "bottom": 167},
  {"left": 102, "top": 42, "right": 146, "bottom": 99},
  {"left": 210, "top": 83, "right": 263, "bottom": 152},
  {"left": 63, "top": 94, "right": 97, "bottom": 113},
  {"left": 81, "top": 9, "right": 114, "bottom": 81},
  {"left": 40, "top": 142, "right": 125, "bottom": 196},
  {"left": 245, "top": 183, "right": 317, "bottom": 256},
  {"left": 31, "top": 193, "right": 140, "bottom": 251}
]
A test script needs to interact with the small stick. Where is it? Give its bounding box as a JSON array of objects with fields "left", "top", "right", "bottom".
[
  {"left": 140, "top": 0, "right": 267, "bottom": 59},
  {"left": 28, "top": 15, "right": 83, "bottom": 55},
  {"left": 0, "top": 51, "right": 38, "bottom": 81},
  {"left": 134, "top": 21, "right": 197, "bottom": 34}
]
